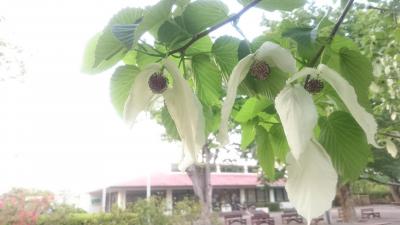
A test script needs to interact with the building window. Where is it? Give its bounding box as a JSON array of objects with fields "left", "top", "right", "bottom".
[
  {"left": 105, "top": 192, "right": 117, "bottom": 212},
  {"left": 248, "top": 166, "right": 259, "bottom": 173},
  {"left": 220, "top": 165, "right": 244, "bottom": 173},
  {"left": 172, "top": 189, "right": 195, "bottom": 203},
  {"left": 245, "top": 187, "right": 270, "bottom": 207},
  {"left": 274, "top": 188, "right": 288, "bottom": 202},
  {"left": 212, "top": 189, "right": 240, "bottom": 211}
]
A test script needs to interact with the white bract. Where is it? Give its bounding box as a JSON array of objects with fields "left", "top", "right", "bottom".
[
  {"left": 275, "top": 85, "right": 318, "bottom": 160},
  {"left": 386, "top": 139, "right": 398, "bottom": 158},
  {"left": 123, "top": 58, "right": 206, "bottom": 171},
  {"left": 288, "top": 64, "right": 379, "bottom": 147},
  {"left": 217, "top": 41, "right": 297, "bottom": 145},
  {"left": 286, "top": 139, "right": 338, "bottom": 224}
]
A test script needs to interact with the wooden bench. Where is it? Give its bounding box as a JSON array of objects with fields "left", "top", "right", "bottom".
[
  {"left": 311, "top": 216, "right": 324, "bottom": 225},
  {"left": 220, "top": 211, "right": 247, "bottom": 225},
  {"left": 281, "top": 211, "right": 303, "bottom": 224},
  {"left": 361, "top": 208, "right": 381, "bottom": 219},
  {"left": 250, "top": 210, "right": 275, "bottom": 225}
]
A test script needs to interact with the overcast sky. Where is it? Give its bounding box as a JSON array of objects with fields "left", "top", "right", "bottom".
[{"left": 0, "top": 0, "right": 333, "bottom": 197}]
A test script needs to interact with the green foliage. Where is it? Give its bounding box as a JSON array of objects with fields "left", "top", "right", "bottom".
[
  {"left": 282, "top": 26, "right": 320, "bottom": 61},
  {"left": 240, "top": 120, "right": 256, "bottom": 149},
  {"left": 319, "top": 111, "right": 371, "bottom": 181},
  {"left": 265, "top": 202, "right": 280, "bottom": 212},
  {"left": 212, "top": 36, "right": 241, "bottom": 75},
  {"left": 234, "top": 97, "right": 271, "bottom": 123},
  {"left": 256, "top": 125, "right": 275, "bottom": 179},
  {"left": 128, "top": 197, "right": 171, "bottom": 225},
  {"left": 110, "top": 65, "right": 140, "bottom": 116},
  {"left": 238, "top": 0, "right": 307, "bottom": 11},
  {"left": 38, "top": 212, "right": 138, "bottom": 225},
  {"left": 182, "top": 0, "right": 229, "bottom": 34},
  {"left": 192, "top": 54, "right": 222, "bottom": 105}
]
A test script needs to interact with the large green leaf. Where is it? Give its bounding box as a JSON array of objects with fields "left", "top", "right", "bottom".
[
  {"left": 282, "top": 27, "right": 320, "bottom": 61},
  {"left": 238, "top": 0, "right": 306, "bottom": 11},
  {"left": 322, "top": 39, "right": 373, "bottom": 111},
  {"left": 82, "top": 33, "right": 126, "bottom": 74},
  {"left": 203, "top": 105, "right": 221, "bottom": 134},
  {"left": 93, "top": 8, "right": 144, "bottom": 71},
  {"left": 241, "top": 120, "right": 256, "bottom": 149},
  {"left": 186, "top": 36, "right": 213, "bottom": 56},
  {"left": 182, "top": 0, "right": 229, "bottom": 34},
  {"left": 192, "top": 54, "right": 222, "bottom": 105},
  {"left": 161, "top": 107, "right": 181, "bottom": 141},
  {"left": 256, "top": 126, "right": 275, "bottom": 179},
  {"left": 157, "top": 19, "right": 191, "bottom": 48},
  {"left": 110, "top": 65, "right": 140, "bottom": 116},
  {"left": 134, "top": 0, "right": 175, "bottom": 45},
  {"left": 319, "top": 111, "right": 371, "bottom": 181},
  {"left": 234, "top": 97, "right": 271, "bottom": 123},
  {"left": 269, "top": 123, "right": 289, "bottom": 162},
  {"left": 212, "top": 36, "right": 241, "bottom": 75}
]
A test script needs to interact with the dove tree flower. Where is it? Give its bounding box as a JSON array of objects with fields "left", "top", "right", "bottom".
[
  {"left": 275, "top": 84, "right": 338, "bottom": 223},
  {"left": 217, "top": 41, "right": 297, "bottom": 145},
  {"left": 123, "top": 58, "right": 206, "bottom": 171},
  {"left": 287, "top": 64, "right": 380, "bottom": 148}
]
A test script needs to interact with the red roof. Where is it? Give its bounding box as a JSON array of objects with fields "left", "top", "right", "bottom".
[{"left": 110, "top": 172, "right": 285, "bottom": 189}]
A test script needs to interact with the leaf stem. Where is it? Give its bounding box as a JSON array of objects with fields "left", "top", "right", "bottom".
[
  {"left": 167, "top": 0, "right": 262, "bottom": 56},
  {"left": 304, "top": 0, "right": 355, "bottom": 86}
]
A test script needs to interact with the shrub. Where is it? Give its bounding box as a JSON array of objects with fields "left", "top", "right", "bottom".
[
  {"left": 38, "top": 212, "right": 138, "bottom": 225},
  {"left": 265, "top": 202, "right": 280, "bottom": 212}
]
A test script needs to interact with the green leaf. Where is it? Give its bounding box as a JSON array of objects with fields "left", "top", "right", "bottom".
[
  {"left": 323, "top": 47, "right": 373, "bottom": 111},
  {"left": 157, "top": 19, "right": 191, "bottom": 48},
  {"left": 82, "top": 33, "right": 126, "bottom": 74},
  {"left": 192, "top": 54, "right": 222, "bottom": 105},
  {"left": 203, "top": 105, "right": 221, "bottom": 134},
  {"left": 319, "top": 111, "right": 371, "bottom": 181},
  {"left": 269, "top": 123, "right": 289, "bottom": 162},
  {"left": 212, "top": 36, "right": 241, "bottom": 75},
  {"left": 123, "top": 50, "right": 137, "bottom": 65},
  {"left": 234, "top": 97, "right": 271, "bottom": 123},
  {"left": 110, "top": 65, "right": 140, "bottom": 116},
  {"left": 182, "top": 0, "right": 229, "bottom": 34},
  {"left": 282, "top": 27, "right": 320, "bottom": 61},
  {"left": 94, "top": 8, "right": 144, "bottom": 70},
  {"left": 161, "top": 107, "right": 181, "bottom": 141},
  {"left": 256, "top": 126, "right": 275, "bottom": 179},
  {"left": 186, "top": 36, "right": 213, "bottom": 56},
  {"left": 238, "top": 0, "right": 306, "bottom": 11},
  {"left": 241, "top": 120, "right": 256, "bottom": 149},
  {"left": 134, "top": 0, "right": 175, "bottom": 46}
]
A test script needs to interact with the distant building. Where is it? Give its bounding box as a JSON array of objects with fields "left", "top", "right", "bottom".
[{"left": 89, "top": 164, "right": 288, "bottom": 212}]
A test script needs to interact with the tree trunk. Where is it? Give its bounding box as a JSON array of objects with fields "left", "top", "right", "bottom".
[
  {"left": 186, "top": 147, "right": 212, "bottom": 225},
  {"left": 389, "top": 184, "right": 400, "bottom": 202},
  {"left": 338, "top": 183, "right": 357, "bottom": 223}
]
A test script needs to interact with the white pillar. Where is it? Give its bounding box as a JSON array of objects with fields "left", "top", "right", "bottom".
[
  {"left": 146, "top": 173, "right": 151, "bottom": 200},
  {"left": 240, "top": 188, "right": 246, "bottom": 204},
  {"left": 269, "top": 188, "right": 275, "bottom": 203},
  {"left": 101, "top": 188, "right": 107, "bottom": 212},
  {"left": 216, "top": 164, "right": 221, "bottom": 173},
  {"left": 243, "top": 165, "right": 248, "bottom": 174},
  {"left": 166, "top": 189, "right": 173, "bottom": 214},
  {"left": 117, "top": 190, "right": 126, "bottom": 210}
]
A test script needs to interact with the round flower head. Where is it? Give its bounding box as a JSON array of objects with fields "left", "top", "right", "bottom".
[
  {"left": 217, "top": 41, "right": 297, "bottom": 145},
  {"left": 123, "top": 59, "right": 206, "bottom": 171}
]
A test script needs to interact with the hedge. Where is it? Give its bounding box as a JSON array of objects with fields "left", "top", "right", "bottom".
[{"left": 37, "top": 213, "right": 138, "bottom": 225}]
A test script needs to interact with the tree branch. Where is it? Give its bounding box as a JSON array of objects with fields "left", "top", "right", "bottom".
[
  {"left": 304, "top": 0, "right": 355, "bottom": 86},
  {"left": 167, "top": 0, "right": 262, "bottom": 56}
]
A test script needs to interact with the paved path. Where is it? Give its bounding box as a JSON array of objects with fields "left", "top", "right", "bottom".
[{"left": 268, "top": 205, "right": 400, "bottom": 225}]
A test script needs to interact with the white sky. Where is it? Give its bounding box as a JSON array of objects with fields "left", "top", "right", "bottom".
[{"left": 0, "top": 0, "right": 334, "bottom": 197}]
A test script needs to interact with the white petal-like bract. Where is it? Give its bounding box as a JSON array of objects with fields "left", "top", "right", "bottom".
[
  {"left": 318, "top": 64, "right": 379, "bottom": 147},
  {"left": 123, "top": 64, "right": 161, "bottom": 126},
  {"left": 163, "top": 59, "right": 206, "bottom": 171},
  {"left": 386, "top": 139, "right": 398, "bottom": 158},
  {"left": 255, "top": 41, "right": 297, "bottom": 74},
  {"left": 217, "top": 54, "right": 254, "bottom": 145},
  {"left": 275, "top": 85, "right": 318, "bottom": 159},
  {"left": 286, "top": 139, "right": 338, "bottom": 224},
  {"left": 287, "top": 67, "right": 317, "bottom": 84}
]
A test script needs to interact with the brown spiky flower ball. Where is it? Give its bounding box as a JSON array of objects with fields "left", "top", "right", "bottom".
[
  {"left": 305, "top": 78, "right": 324, "bottom": 94},
  {"left": 249, "top": 60, "right": 271, "bottom": 80},
  {"left": 148, "top": 72, "right": 168, "bottom": 94}
]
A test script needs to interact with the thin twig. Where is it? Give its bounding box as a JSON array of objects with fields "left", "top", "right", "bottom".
[
  {"left": 304, "top": 0, "right": 355, "bottom": 86},
  {"left": 167, "top": 0, "right": 262, "bottom": 56},
  {"left": 379, "top": 132, "right": 400, "bottom": 139}
]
